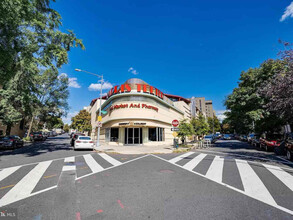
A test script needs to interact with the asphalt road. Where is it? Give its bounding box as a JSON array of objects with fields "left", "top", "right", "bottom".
[{"left": 0, "top": 135, "right": 293, "bottom": 219}]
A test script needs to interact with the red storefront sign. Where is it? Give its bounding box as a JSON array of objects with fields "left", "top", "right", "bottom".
[
  {"left": 109, "top": 103, "right": 158, "bottom": 112},
  {"left": 107, "top": 83, "right": 165, "bottom": 100}
]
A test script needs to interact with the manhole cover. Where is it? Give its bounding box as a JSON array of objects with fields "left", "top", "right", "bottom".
[{"left": 159, "top": 169, "right": 175, "bottom": 174}]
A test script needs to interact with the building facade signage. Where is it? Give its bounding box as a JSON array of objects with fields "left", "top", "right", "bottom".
[
  {"left": 109, "top": 103, "right": 159, "bottom": 112},
  {"left": 107, "top": 83, "right": 165, "bottom": 100}
]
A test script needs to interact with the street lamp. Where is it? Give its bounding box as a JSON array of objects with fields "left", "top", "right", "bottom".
[{"left": 75, "top": 68, "right": 103, "bottom": 149}]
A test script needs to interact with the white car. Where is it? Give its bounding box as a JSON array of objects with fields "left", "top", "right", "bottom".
[{"left": 74, "top": 136, "right": 94, "bottom": 150}]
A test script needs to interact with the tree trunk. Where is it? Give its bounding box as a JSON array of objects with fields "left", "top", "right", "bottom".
[
  {"left": 27, "top": 116, "right": 34, "bottom": 138},
  {"left": 5, "top": 124, "right": 11, "bottom": 136}
]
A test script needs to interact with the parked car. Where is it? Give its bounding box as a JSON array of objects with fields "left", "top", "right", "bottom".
[
  {"left": 223, "top": 134, "right": 231, "bottom": 140},
  {"left": 260, "top": 133, "right": 283, "bottom": 152},
  {"left": 0, "top": 136, "right": 4, "bottom": 148},
  {"left": 74, "top": 136, "right": 94, "bottom": 150},
  {"left": 284, "top": 133, "right": 293, "bottom": 161},
  {"left": 31, "top": 132, "right": 46, "bottom": 141},
  {"left": 247, "top": 134, "right": 256, "bottom": 144},
  {"left": 251, "top": 134, "right": 261, "bottom": 148},
  {"left": 42, "top": 131, "right": 49, "bottom": 139},
  {"left": 239, "top": 135, "right": 248, "bottom": 142},
  {"left": 203, "top": 134, "right": 215, "bottom": 143},
  {"left": 70, "top": 133, "right": 85, "bottom": 146},
  {"left": 1, "top": 136, "right": 24, "bottom": 149}
]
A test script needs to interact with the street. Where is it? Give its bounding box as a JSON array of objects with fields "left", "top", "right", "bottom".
[{"left": 0, "top": 135, "right": 293, "bottom": 219}]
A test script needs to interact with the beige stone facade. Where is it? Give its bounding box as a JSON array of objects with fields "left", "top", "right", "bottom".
[{"left": 88, "top": 78, "right": 191, "bottom": 146}]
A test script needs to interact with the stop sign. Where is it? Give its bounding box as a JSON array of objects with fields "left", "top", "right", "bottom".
[{"left": 172, "top": 119, "right": 179, "bottom": 127}]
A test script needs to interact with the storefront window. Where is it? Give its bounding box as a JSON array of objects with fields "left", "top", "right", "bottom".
[
  {"left": 110, "top": 128, "right": 119, "bottom": 142},
  {"left": 105, "top": 128, "right": 110, "bottom": 142},
  {"left": 148, "top": 127, "right": 164, "bottom": 141}
]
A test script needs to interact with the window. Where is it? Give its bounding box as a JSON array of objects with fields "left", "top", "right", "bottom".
[
  {"left": 148, "top": 127, "right": 164, "bottom": 141},
  {"left": 110, "top": 128, "right": 119, "bottom": 142},
  {"left": 79, "top": 137, "right": 91, "bottom": 140},
  {"left": 105, "top": 128, "right": 110, "bottom": 142}
]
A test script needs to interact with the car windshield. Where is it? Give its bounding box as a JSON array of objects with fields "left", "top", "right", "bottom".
[
  {"left": 79, "top": 137, "right": 91, "bottom": 140},
  {"left": 34, "top": 132, "right": 42, "bottom": 134},
  {"left": 205, "top": 135, "right": 212, "bottom": 138}
]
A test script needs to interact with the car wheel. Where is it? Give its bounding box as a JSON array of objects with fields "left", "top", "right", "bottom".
[{"left": 287, "top": 150, "right": 292, "bottom": 161}]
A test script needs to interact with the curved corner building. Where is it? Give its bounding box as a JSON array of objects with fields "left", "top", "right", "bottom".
[{"left": 88, "top": 78, "right": 192, "bottom": 146}]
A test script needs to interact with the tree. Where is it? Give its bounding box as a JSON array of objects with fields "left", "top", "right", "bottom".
[
  {"left": 207, "top": 116, "right": 221, "bottom": 134},
  {"left": 224, "top": 59, "right": 284, "bottom": 134},
  {"left": 64, "top": 124, "right": 69, "bottom": 133},
  {"left": 177, "top": 119, "right": 193, "bottom": 144},
  {"left": 26, "top": 69, "right": 69, "bottom": 136},
  {"left": 0, "top": 0, "right": 84, "bottom": 135},
  {"left": 260, "top": 42, "right": 293, "bottom": 125},
  {"left": 190, "top": 113, "right": 209, "bottom": 138},
  {"left": 71, "top": 110, "right": 91, "bottom": 133}
]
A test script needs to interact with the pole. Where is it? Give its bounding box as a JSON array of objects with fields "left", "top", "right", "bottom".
[{"left": 96, "top": 75, "right": 103, "bottom": 149}]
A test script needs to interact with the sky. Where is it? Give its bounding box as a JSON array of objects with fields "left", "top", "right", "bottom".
[{"left": 52, "top": 0, "right": 293, "bottom": 124}]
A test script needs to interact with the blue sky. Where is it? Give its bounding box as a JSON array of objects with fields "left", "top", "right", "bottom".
[{"left": 53, "top": 0, "right": 293, "bottom": 123}]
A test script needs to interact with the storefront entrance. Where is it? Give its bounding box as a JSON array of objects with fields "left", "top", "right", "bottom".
[{"left": 124, "top": 128, "right": 142, "bottom": 145}]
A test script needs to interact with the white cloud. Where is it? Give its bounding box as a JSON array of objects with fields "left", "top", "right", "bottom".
[
  {"left": 215, "top": 110, "right": 227, "bottom": 122},
  {"left": 62, "top": 111, "right": 79, "bottom": 125},
  {"left": 280, "top": 2, "right": 293, "bottom": 22},
  {"left": 128, "top": 67, "right": 139, "bottom": 75},
  {"left": 88, "top": 82, "right": 113, "bottom": 91},
  {"left": 68, "top": 77, "right": 81, "bottom": 88},
  {"left": 58, "top": 73, "right": 81, "bottom": 88}
]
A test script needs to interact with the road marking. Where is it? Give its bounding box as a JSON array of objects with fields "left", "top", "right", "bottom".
[
  {"left": 99, "top": 153, "right": 122, "bottom": 166},
  {"left": 0, "top": 184, "right": 15, "bottom": 190},
  {"left": 43, "top": 174, "right": 57, "bottom": 179},
  {"left": 0, "top": 166, "right": 20, "bottom": 182},
  {"left": 235, "top": 159, "right": 277, "bottom": 206},
  {"left": 169, "top": 152, "right": 195, "bottom": 164},
  {"left": 263, "top": 163, "right": 293, "bottom": 191},
  {"left": 76, "top": 212, "right": 81, "bottom": 220},
  {"left": 196, "top": 149, "right": 293, "bottom": 168},
  {"left": 117, "top": 200, "right": 124, "bottom": 208},
  {"left": 151, "top": 154, "right": 293, "bottom": 216},
  {"left": 205, "top": 156, "right": 224, "bottom": 183},
  {"left": 64, "top": 157, "right": 75, "bottom": 163},
  {"left": 83, "top": 154, "right": 104, "bottom": 173},
  {"left": 0, "top": 160, "right": 52, "bottom": 207},
  {"left": 182, "top": 153, "right": 207, "bottom": 171},
  {"left": 63, "top": 157, "right": 76, "bottom": 171},
  {"left": 76, "top": 154, "right": 150, "bottom": 180}
]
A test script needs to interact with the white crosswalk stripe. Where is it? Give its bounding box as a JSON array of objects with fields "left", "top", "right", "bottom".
[
  {"left": 182, "top": 153, "right": 207, "bottom": 171},
  {"left": 0, "top": 160, "right": 52, "bottom": 207},
  {"left": 63, "top": 156, "right": 76, "bottom": 171},
  {"left": 83, "top": 154, "right": 104, "bottom": 173},
  {"left": 235, "top": 159, "right": 277, "bottom": 206},
  {"left": 263, "top": 163, "right": 293, "bottom": 191},
  {"left": 0, "top": 166, "right": 21, "bottom": 182},
  {"left": 99, "top": 153, "right": 122, "bottom": 166},
  {"left": 205, "top": 156, "right": 224, "bottom": 183},
  {"left": 169, "top": 152, "right": 195, "bottom": 164}
]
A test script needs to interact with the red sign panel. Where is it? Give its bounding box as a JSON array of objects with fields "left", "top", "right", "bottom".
[{"left": 172, "top": 120, "right": 179, "bottom": 127}]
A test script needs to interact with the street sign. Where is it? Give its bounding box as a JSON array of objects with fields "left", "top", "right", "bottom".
[
  {"left": 97, "top": 116, "right": 102, "bottom": 122},
  {"left": 172, "top": 132, "right": 178, "bottom": 137},
  {"left": 172, "top": 119, "right": 179, "bottom": 127},
  {"left": 171, "top": 128, "right": 180, "bottom": 131},
  {"left": 97, "top": 122, "right": 102, "bottom": 127}
]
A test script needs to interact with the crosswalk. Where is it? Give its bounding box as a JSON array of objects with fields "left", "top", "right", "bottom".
[
  {"left": 0, "top": 153, "right": 126, "bottom": 207},
  {"left": 162, "top": 152, "right": 293, "bottom": 214}
]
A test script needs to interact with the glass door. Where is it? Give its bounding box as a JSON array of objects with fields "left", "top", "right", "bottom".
[{"left": 125, "top": 128, "right": 142, "bottom": 145}]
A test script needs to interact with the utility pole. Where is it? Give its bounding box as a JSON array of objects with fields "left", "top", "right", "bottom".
[{"left": 75, "top": 69, "right": 103, "bottom": 149}]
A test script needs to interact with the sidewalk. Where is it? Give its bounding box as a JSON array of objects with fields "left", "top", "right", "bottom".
[{"left": 95, "top": 144, "right": 174, "bottom": 154}]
